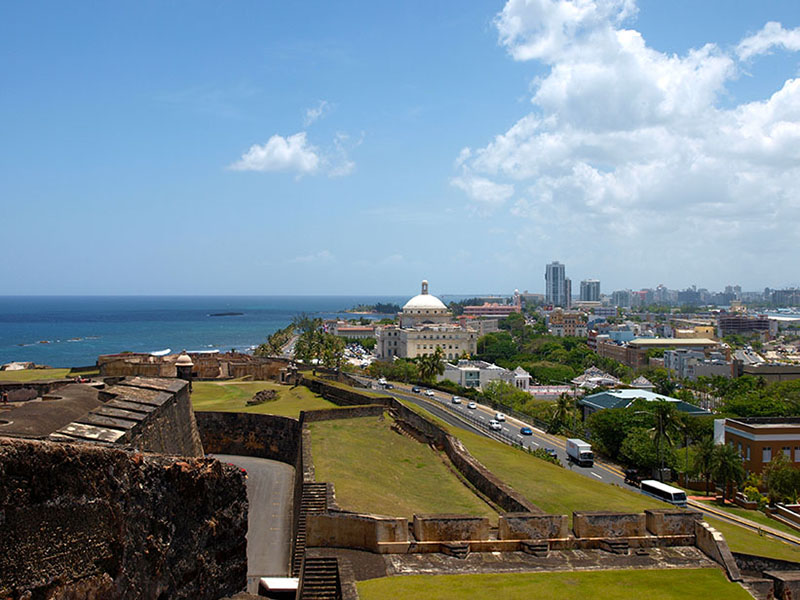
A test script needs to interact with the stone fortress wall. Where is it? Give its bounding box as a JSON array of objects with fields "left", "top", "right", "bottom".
[
  {"left": 97, "top": 352, "right": 289, "bottom": 380},
  {"left": 0, "top": 376, "right": 247, "bottom": 599},
  {"left": 0, "top": 438, "right": 248, "bottom": 599}
]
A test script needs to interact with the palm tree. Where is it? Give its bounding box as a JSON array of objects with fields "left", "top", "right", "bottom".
[
  {"left": 417, "top": 346, "right": 445, "bottom": 383},
  {"left": 649, "top": 401, "right": 682, "bottom": 480},
  {"left": 549, "top": 393, "right": 574, "bottom": 434},
  {"left": 693, "top": 436, "right": 716, "bottom": 496},
  {"left": 712, "top": 443, "right": 745, "bottom": 502}
]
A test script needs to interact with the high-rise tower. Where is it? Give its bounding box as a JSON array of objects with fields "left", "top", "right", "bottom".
[{"left": 545, "top": 261, "right": 567, "bottom": 307}]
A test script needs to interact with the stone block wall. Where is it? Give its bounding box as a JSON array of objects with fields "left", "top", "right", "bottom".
[
  {"left": 645, "top": 509, "right": 703, "bottom": 536},
  {"left": 696, "top": 520, "right": 742, "bottom": 581},
  {"left": 0, "top": 437, "right": 247, "bottom": 599},
  {"left": 306, "top": 512, "right": 408, "bottom": 552},
  {"left": 413, "top": 514, "right": 490, "bottom": 541},
  {"left": 302, "top": 404, "right": 385, "bottom": 422},
  {"left": 195, "top": 411, "right": 301, "bottom": 466},
  {"left": 499, "top": 513, "right": 569, "bottom": 540},
  {"left": 572, "top": 511, "right": 647, "bottom": 538}
]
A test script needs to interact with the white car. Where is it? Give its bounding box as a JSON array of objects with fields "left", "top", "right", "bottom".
[
  {"left": 495, "top": 412, "right": 506, "bottom": 422},
  {"left": 451, "top": 396, "right": 462, "bottom": 404},
  {"left": 489, "top": 419, "right": 502, "bottom": 431},
  {"left": 424, "top": 389, "right": 435, "bottom": 397},
  {"left": 467, "top": 402, "right": 477, "bottom": 409}
]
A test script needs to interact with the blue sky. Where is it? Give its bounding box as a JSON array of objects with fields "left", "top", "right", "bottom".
[{"left": 2, "top": 1, "right": 799, "bottom": 296}]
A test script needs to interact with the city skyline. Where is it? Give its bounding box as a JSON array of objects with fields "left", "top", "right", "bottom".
[{"left": 2, "top": 1, "right": 800, "bottom": 295}]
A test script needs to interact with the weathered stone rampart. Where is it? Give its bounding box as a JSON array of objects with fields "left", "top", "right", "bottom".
[
  {"left": 48, "top": 377, "right": 204, "bottom": 457},
  {"left": 307, "top": 512, "right": 408, "bottom": 552},
  {"left": 695, "top": 520, "right": 742, "bottom": 581},
  {"left": 499, "top": 513, "right": 570, "bottom": 540},
  {"left": 0, "top": 437, "right": 248, "bottom": 599},
  {"left": 645, "top": 508, "right": 703, "bottom": 536},
  {"left": 98, "top": 352, "right": 287, "bottom": 380},
  {"left": 301, "top": 404, "right": 385, "bottom": 422},
  {"left": 413, "top": 514, "right": 490, "bottom": 541},
  {"left": 573, "top": 511, "right": 647, "bottom": 538},
  {"left": 195, "top": 410, "right": 301, "bottom": 465}
]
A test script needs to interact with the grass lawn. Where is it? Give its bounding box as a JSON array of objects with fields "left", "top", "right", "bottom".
[
  {"left": 310, "top": 415, "right": 497, "bottom": 522},
  {"left": 693, "top": 498, "right": 800, "bottom": 538},
  {"left": 0, "top": 368, "right": 99, "bottom": 381},
  {"left": 706, "top": 516, "right": 800, "bottom": 562},
  {"left": 357, "top": 568, "right": 750, "bottom": 600},
  {"left": 398, "top": 399, "right": 665, "bottom": 517},
  {"left": 191, "top": 380, "right": 336, "bottom": 418}
]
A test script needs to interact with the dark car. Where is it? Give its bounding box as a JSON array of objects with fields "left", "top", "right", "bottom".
[
  {"left": 624, "top": 468, "right": 641, "bottom": 486},
  {"left": 383, "top": 383, "right": 394, "bottom": 389},
  {"left": 412, "top": 386, "right": 421, "bottom": 393},
  {"left": 520, "top": 427, "right": 533, "bottom": 436}
]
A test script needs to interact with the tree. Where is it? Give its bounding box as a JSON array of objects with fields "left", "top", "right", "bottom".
[
  {"left": 292, "top": 314, "right": 324, "bottom": 373},
  {"left": 416, "top": 346, "right": 445, "bottom": 383},
  {"left": 321, "top": 334, "right": 345, "bottom": 374},
  {"left": 586, "top": 408, "right": 639, "bottom": 461},
  {"left": 762, "top": 453, "right": 800, "bottom": 504},
  {"left": 692, "top": 436, "right": 716, "bottom": 496},
  {"left": 620, "top": 427, "right": 663, "bottom": 472},
  {"left": 549, "top": 393, "right": 575, "bottom": 435},
  {"left": 712, "top": 443, "right": 745, "bottom": 502},
  {"left": 648, "top": 401, "right": 683, "bottom": 479}
]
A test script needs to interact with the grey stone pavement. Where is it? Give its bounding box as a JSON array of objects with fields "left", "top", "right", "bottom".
[{"left": 213, "top": 454, "right": 295, "bottom": 594}]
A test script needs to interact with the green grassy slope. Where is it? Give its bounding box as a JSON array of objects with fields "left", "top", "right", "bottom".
[{"left": 310, "top": 415, "right": 497, "bottom": 522}]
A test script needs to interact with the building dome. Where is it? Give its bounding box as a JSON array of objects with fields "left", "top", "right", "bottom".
[
  {"left": 403, "top": 280, "right": 447, "bottom": 311},
  {"left": 175, "top": 351, "right": 194, "bottom": 368}
]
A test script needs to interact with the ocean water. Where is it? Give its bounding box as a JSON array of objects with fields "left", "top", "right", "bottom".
[{"left": 0, "top": 295, "right": 411, "bottom": 367}]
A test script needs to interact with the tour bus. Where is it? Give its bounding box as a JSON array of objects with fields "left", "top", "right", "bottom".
[{"left": 639, "top": 479, "right": 688, "bottom": 507}]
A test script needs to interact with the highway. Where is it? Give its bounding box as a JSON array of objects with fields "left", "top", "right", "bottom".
[{"left": 354, "top": 375, "right": 800, "bottom": 547}]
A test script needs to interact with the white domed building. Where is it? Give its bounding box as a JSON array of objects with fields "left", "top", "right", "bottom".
[
  {"left": 399, "top": 280, "right": 452, "bottom": 328},
  {"left": 376, "top": 280, "right": 478, "bottom": 361}
]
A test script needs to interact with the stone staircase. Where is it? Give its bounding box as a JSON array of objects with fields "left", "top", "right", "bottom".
[
  {"left": 600, "top": 539, "right": 630, "bottom": 555},
  {"left": 441, "top": 542, "right": 471, "bottom": 559},
  {"left": 298, "top": 556, "right": 341, "bottom": 600},
  {"left": 521, "top": 540, "right": 549, "bottom": 557},
  {"left": 292, "top": 483, "right": 329, "bottom": 576}
]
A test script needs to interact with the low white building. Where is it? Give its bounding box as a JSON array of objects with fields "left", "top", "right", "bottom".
[{"left": 438, "top": 360, "right": 530, "bottom": 390}]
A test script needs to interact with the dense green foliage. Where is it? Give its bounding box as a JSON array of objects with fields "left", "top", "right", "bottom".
[
  {"left": 475, "top": 329, "right": 630, "bottom": 385},
  {"left": 254, "top": 323, "right": 295, "bottom": 357},
  {"left": 763, "top": 453, "right": 800, "bottom": 504}
]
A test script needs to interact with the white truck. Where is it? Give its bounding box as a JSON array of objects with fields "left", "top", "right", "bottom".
[{"left": 566, "top": 438, "right": 594, "bottom": 467}]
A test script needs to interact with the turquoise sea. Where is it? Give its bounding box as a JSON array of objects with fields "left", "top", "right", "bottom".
[{"left": 0, "top": 295, "right": 418, "bottom": 367}]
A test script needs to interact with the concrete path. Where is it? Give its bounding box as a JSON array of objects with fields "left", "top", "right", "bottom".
[{"left": 213, "top": 454, "right": 295, "bottom": 593}]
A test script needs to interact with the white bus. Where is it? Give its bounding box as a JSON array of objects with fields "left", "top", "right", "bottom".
[{"left": 639, "top": 479, "right": 688, "bottom": 507}]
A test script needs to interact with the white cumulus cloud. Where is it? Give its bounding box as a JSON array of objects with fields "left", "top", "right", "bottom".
[
  {"left": 737, "top": 22, "right": 800, "bottom": 61},
  {"left": 451, "top": 175, "right": 514, "bottom": 209},
  {"left": 453, "top": 0, "right": 800, "bottom": 283},
  {"left": 230, "top": 132, "right": 320, "bottom": 173}
]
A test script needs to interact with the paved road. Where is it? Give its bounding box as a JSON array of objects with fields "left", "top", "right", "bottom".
[{"left": 213, "top": 454, "right": 295, "bottom": 593}]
